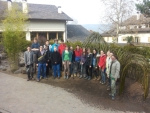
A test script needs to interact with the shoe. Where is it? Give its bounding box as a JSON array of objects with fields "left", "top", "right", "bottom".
[
  {"left": 111, "top": 96, "right": 115, "bottom": 100},
  {"left": 58, "top": 76, "right": 60, "bottom": 79},
  {"left": 97, "top": 77, "right": 100, "bottom": 81},
  {"left": 88, "top": 77, "right": 91, "bottom": 80},
  {"left": 85, "top": 76, "right": 89, "bottom": 80},
  {"left": 74, "top": 73, "right": 77, "bottom": 77},
  {"left": 100, "top": 81, "right": 102, "bottom": 84},
  {"left": 107, "top": 87, "right": 110, "bottom": 91},
  {"left": 41, "top": 76, "right": 44, "bottom": 79},
  {"left": 109, "top": 93, "right": 112, "bottom": 96},
  {"left": 27, "top": 79, "right": 30, "bottom": 81},
  {"left": 79, "top": 75, "right": 82, "bottom": 78},
  {"left": 37, "top": 79, "right": 40, "bottom": 82},
  {"left": 101, "top": 82, "right": 104, "bottom": 85},
  {"left": 67, "top": 76, "right": 69, "bottom": 79},
  {"left": 64, "top": 75, "right": 67, "bottom": 79}
]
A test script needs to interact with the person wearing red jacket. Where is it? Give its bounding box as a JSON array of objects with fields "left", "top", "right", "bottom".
[
  {"left": 72, "top": 45, "right": 83, "bottom": 77},
  {"left": 98, "top": 50, "right": 107, "bottom": 84},
  {"left": 58, "top": 39, "right": 66, "bottom": 71}
]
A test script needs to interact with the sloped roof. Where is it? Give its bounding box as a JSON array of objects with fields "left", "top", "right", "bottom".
[
  {"left": 121, "top": 14, "right": 150, "bottom": 26},
  {"left": 67, "top": 25, "right": 91, "bottom": 40},
  {"left": 0, "top": 1, "right": 72, "bottom": 21}
]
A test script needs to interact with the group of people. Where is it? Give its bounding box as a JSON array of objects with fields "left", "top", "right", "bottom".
[{"left": 24, "top": 37, "right": 120, "bottom": 100}]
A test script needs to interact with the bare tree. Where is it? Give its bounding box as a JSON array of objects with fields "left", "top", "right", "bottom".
[{"left": 100, "top": 0, "right": 135, "bottom": 42}]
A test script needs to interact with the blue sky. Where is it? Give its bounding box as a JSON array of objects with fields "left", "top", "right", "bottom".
[{"left": 11, "top": 0, "right": 104, "bottom": 24}]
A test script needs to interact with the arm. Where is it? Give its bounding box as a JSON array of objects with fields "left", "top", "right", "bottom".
[
  {"left": 24, "top": 52, "right": 27, "bottom": 65},
  {"left": 69, "top": 51, "right": 72, "bottom": 62},
  {"left": 90, "top": 54, "right": 93, "bottom": 66},
  {"left": 115, "top": 62, "right": 120, "bottom": 79},
  {"left": 62, "top": 51, "right": 64, "bottom": 62}
]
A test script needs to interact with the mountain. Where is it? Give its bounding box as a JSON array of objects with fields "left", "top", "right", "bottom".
[{"left": 82, "top": 24, "right": 111, "bottom": 33}]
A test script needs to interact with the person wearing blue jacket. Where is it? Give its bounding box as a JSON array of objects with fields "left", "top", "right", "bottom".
[{"left": 51, "top": 39, "right": 59, "bottom": 52}]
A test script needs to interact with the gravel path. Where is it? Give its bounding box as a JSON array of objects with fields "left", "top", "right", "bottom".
[{"left": 0, "top": 72, "right": 139, "bottom": 113}]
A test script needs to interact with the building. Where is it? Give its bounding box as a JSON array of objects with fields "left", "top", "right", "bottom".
[
  {"left": 0, "top": 0, "right": 72, "bottom": 42},
  {"left": 102, "top": 14, "right": 150, "bottom": 43}
]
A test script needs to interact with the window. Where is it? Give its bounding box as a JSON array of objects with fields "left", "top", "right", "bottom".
[{"left": 148, "top": 37, "right": 150, "bottom": 42}]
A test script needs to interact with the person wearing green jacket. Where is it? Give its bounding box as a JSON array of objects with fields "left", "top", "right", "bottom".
[{"left": 62, "top": 46, "right": 72, "bottom": 79}]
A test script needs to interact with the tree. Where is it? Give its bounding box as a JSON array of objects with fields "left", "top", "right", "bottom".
[
  {"left": 2, "top": 3, "right": 27, "bottom": 71},
  {"left": 136, "top": 0, "right": 150, "bottom": 17},
  {"left": 125, "top": 36, "right": 134, "bottom": 44},
  {"left": 100, "top": 0, "right": 134, "bottom": 42}
]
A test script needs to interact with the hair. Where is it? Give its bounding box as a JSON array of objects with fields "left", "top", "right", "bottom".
[
  {"left": 46, "top": 40, "right": 49, "bottom": 42},
  {"left": 112, "top": 54, "right": 118, "bottom": 60}
]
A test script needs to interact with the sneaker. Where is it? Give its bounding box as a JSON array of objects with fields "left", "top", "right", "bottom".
[
  {"left": 99, "top": 81, "right": 102, "bottom": 84},
  {"left": 107, "top": 87, "right": 110, "bottom": 91},
  {"left": 111, "top": 96, "right": 115, "bottom": 100},
  {"left": 58, "top": 76, "right": 60, "bottom": 79},
  {"left": 79, "top": 75, "right": 82, "bottom": 78},
  {"left": 67, "top": 76, "right": 69, "bottom": 79},
  {"left": 88, "top": 77, "right": 91, "bottom": 80},
  {"left": 53, "top": 76, "right": 56, "bottom": 79},
  {"left": 102, "top": 82, "right": 106, "bottom": 85},
  {"left": 37, "top": 79, "right": 40, "bottom": 82},
  {"left": 44, "top": 77, "right": 48, "bottom": 80},
  {"left": 64, "top": 75, "right": 67, "bottom": 79},
  {"left": 85, "top": 76, "right": 89, "bottom": 79},
  {"left": 27, "top": 79, "right": 30, "bottom": 81}
]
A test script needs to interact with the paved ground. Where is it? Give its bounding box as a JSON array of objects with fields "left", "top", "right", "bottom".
[{"left": 0, "top": 72, "right": 143, "bottom": 113}]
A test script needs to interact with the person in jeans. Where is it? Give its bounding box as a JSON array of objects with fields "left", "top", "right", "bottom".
[
  {"left": 69, "top": 46, "right": 75, "bottom": 78},
  {"left": 73, "top": 45, "right": 82, "bottom": 77},
  {"left": 51, "top": 47, "right": 61, "bottom": 79},
  {"left": 62, "top": 46, "right": 72, "bottom": 79},
  {"left": 80, "top": 52, "right": 86, "bottom": 78},
  {"left": 24, "top": 46, "right": 34, "bottom": 81},
  {"left": 98, "top": 50, "right": 107, "bottom": 84},
  {"left": 85, "top": 48, "right": 93, "bottom": 80},
  {"left": 92, "top": 49, "right": 99, "bottom": 80},
  {"left": 109, "top": 55, "right": 120, "bottom": 100},
  {"left": 31, "top": 37, "right": 40, "bottom": 74},
  {"left": 36, "top": 46, "right": 48, "bottom": 82}
]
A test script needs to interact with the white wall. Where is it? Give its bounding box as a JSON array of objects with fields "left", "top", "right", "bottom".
[{"left": 26, "top": 20, "right": 66, "bottom": 32}]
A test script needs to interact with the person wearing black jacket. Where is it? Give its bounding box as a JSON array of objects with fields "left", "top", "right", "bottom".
[
  {"left": 44, "top": 45, "right": 51, "bottom": 77},
  {"left": 36, "top": 46, "right": 48, "bottom": 82},
  {"left": 69, "top": 46, "right": 75, "bottom": 77},
  {"left": 85, "top": 48, "right": 93, "bottom": 80},
  {"left": 51, "top": 46, "right": 61, "bottom": 79}
]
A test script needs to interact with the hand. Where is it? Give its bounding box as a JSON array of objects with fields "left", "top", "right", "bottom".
[
  {"left": 63, "top": 62, "right": 65, "bottom": 65},
  {"left": 107, "top": 75, "right": 109, "bottom": 78},
  {"left": 95, "top": 66, "right": 97, "bottom": 69},
  {"left": 46, "top": 63, "right": 48, "bottom": 66},
  {"left": 55, "top": 62, "right": 57, "bottom": 64},
  {"left": 36, "top": 64, "right": 38, "bottom": 66},
  {"left": 69, "top": 62, "right": 71, "bottom": 64},
  {"left": 89, "top": 66, "right": 91, "bottom": 68},
  {"left": 48, "top": 60, "right": 49, "bottom": 62},
  {"left": 102, "top": 69, "right": 104, "bottom": 71}
]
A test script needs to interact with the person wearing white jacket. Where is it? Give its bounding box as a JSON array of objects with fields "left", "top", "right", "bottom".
[{"left": 109, "top": 54, "right": 120, "bottom": 100}]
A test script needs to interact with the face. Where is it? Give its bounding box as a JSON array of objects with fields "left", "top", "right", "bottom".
[
  {"left": 83, "top": 48, "right": 85, "bottom": 52},
  {"left": 76, "top": 46, "right": 79, "bottom": 50},
  {"left": 111, "top": 55, "right": 116, "bottom": 61},
  {"left": 93, "top": 50, "right": 96, "bottom": 54},
  {"left": 88, "top": 49, "right": 90, "bottom": 53},
  {"left": 46, "top": 41, "right": 49, "bottom": 45},
  {"left": 65, "top": 47, "right": 68, "bottom": 50},
  {"left": 110, "top": 53, "right": 113, "bottom": 57},
  {"left": 27, "top": 47, "right": 31, "bottom": 51},
  {"left": 100, "top": 51, "right": 104, "bottom": 55},
  {"left": 70, "top": 47, "right": 73, "bottom": 50},
  {"left": 34, "top": 39, "right": 37, "bottom": 43},
  {"left": 40, "top": 46, "right": 43, "bottom": 51},
  {"left": 107, "top": 51, "right": 110, "bottom": 56}
]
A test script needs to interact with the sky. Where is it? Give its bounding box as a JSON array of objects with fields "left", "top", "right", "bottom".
[{"left": 10, "top": 0, "right": 104, "bottom": 24}]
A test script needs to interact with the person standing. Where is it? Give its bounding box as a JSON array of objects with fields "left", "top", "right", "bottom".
[
  {"left": 80, "top": 52, "right": 86, "bottom": 78},
  {"left": 98, "top": 50, "right": 107, "bottom": 84},
  {"left": 24, "top": 46, "right": 34, "bottom": 81},
  {"left": 69, "top": 46, "right": 75, "bottom": 77},
  {"left": 36, "top": 46, "right": 48, "bottom": 82},
  {"left": 92, "top": 49, "right": 99, "bottom": 80},
  {"left": 85, "top": 48, "right": 93, "bottom": 80},
  {"left": 109, "top": 55, "right": 120, "bottom": 100},
  {"left": 51, "top": 39, "right": 59, "bottom": 52},
  {"left": 73, "top": 45, "right": 82, "bottom": 77},
  {"left": 51, "top": 46, "right": 61, "bottom": 79},
  {"left": 62, "top": 46, "right": 72, "bottom": 79},
  {"left": 31, "top": 38, "right": 40, "bottom": 74},
  {"left": 58, "top": 39, "right": 66, "bottom": 71}
]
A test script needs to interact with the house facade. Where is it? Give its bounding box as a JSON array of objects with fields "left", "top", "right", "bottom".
[
  {"left": 0, "top": 0, "right": 72, "bottom": 42},
  {"left": 102, "top": 14, "right": 150, "bottom": 43}
]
